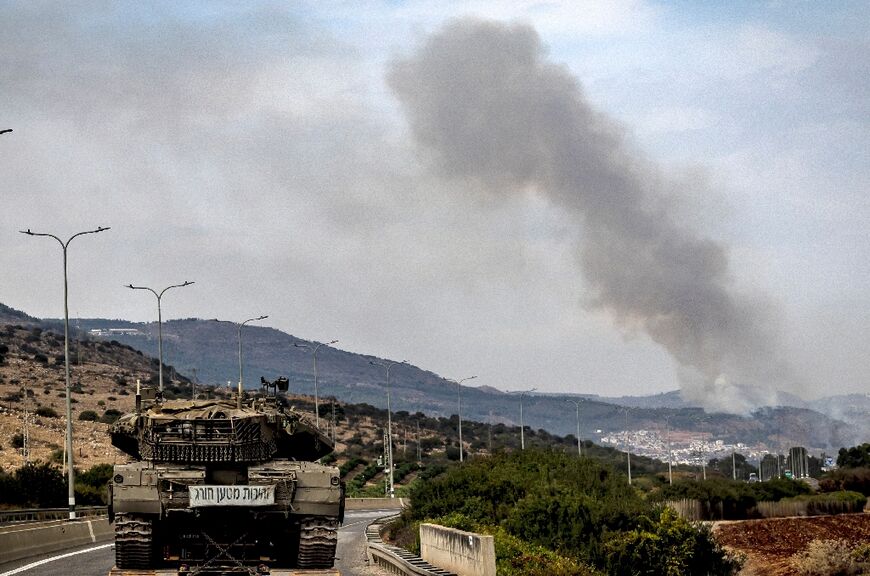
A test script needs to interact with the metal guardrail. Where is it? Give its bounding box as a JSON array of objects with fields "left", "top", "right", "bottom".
[
  {"left": 0, "top": 506, "right": 108, "bottom": 524},
  {"left": 366, "top": 514, "right": 457, "bottom": 576}
]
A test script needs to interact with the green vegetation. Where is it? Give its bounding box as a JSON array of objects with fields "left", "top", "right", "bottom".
[
  {"left": 837, "top": 443, "right": 870, "bottom": 469},
  {"left": 35, "top": 406, "right": 59, "bottom": 418},
  {"left": 78, "top": 410, "right": 99, "bottom": 421},
  {"left": 0, "top": 462, "right": 114, "bottom": 507},
  {"left": 396, "top": 449, "right": 741, "bottom": 575}
]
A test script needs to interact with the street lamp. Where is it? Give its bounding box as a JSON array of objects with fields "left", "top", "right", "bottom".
[
  {"left": 447, "top": 376, "right": 476, "bottom": 463},
  {"left": 20, "top": 225, "right": 110, "bottom": 519},
  {"left": 369, "top": 359, "right": 407, "bottom": 498},
  {"left": 621, "top": 407, "right": 632, "bottom": 485},
  {"left": 294, "top": 339, "right": 338, "bottom": 429},
  {"left": 1, "top": 129, "right": 12, "bottom": 135},
  {"left": 237, "top": 316, "right": 267, "bottom": 406},
  {"left": 566, "top": 399, "right": 583, "bottom": 457},
  {"left": 126, "top": 281, "right": 194, "bottom": 393},
  {"left": 514, "top": 388, "right": 537, "bottom": 450}
]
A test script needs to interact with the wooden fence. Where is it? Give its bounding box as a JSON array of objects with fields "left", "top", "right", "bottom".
[{"left": 664, "top": 498, "right": 865, "bottom": 521}]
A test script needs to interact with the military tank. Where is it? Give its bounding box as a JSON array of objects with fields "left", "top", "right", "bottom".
[{"left": 108, "top": 378, "right": 344, "bottom": 574}]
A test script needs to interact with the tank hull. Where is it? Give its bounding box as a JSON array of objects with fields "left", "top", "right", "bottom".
[{"left": 109, "top": 396, "right": 345, "bottom": 573}]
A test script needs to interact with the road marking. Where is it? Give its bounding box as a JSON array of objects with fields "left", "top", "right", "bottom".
[{"left": 0, "top": 543, "right": 114, "bottom": 576}]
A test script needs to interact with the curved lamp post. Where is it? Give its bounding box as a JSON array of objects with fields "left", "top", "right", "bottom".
[
  {"left": 0, "top": 129, "right": 12, "bottom": 135},
  {"left": 20, "top": 225, "right": 110, "bottom": 519},
  {"left": 237, "top": 316, "right": 268, "bottom": 403},
  {"left": 513, "top": 388, "right": 537, "bottom": 450},
  {"left": 126, "top": 281, "right": 194, "bottom": 393},
  {"left": 294, "top": 339, "right": 338, "bottom": 429},
  {"left": 566, "top": 399, "right": 583, "bottom": 457},
  {"left": 369, "top": 359, "right": 407, "bottom": 498},
  {"left": 447, "top": 376, "right": 476, "bottom": 463}
]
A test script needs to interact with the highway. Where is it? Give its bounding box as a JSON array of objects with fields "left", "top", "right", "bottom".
[{"left": 0, "top": 510, "right": 392, "bottom": 576}]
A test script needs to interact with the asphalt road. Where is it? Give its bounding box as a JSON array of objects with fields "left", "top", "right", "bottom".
[{"left": 0, "top": 510, "right": 394, "bottom": 576}]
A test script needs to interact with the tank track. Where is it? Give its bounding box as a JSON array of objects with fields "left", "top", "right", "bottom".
[
  {"left": 114, "top": 512, "right": 154, "bottom": 569},
  {"left": 296, "top": 516, "right": 339, "bottom": 568}
]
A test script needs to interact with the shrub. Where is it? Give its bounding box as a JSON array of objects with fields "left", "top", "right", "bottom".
[
  {"left": 100, "top": 408, "right": 122, "bottom": 424},
  {"left": 14, "top": 463, "right": 66, "bottom": 507},
  {"left": 791, "top": 539, "right": 864, "bottom": 575},
  {"left": 11, "top": 434, "right": 25, "bottom": 449},
  {"left": 603, "top": 507, "right": 743, "bottom": 576},
  {"left": 78, "top": 410, "right": 99, "bottom": 421},
  {"left": 35, "top": 406, "right": 59, "bottom": 418},
  {"left": 820, "top": 467, "right": 870, "bottom": 496}
]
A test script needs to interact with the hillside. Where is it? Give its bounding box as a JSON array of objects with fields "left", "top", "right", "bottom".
[
  {"left": 1, "top": 306, "right": 865, "bottom": 452},
  {"left": 68, "top": 317, "right": 862, "bottom": 451},
  {"left": 0, "top": 321, "right": 676, "bottom": 496}
]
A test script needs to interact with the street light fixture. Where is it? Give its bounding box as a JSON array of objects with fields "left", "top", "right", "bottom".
[
  {"left": 621, "top": 407, "right": 632, "bottom": 485},
  {"left": 294, "top": 339, "right": 338, "bottom": 429},
  {"left": 369, "top": 359, "right": 407, "bottom": 498},
  {"left": 126, "top": 281, "right": 194, "bottom": 393},
  {"left": 20, "top": 225, "right": 110, "bottom": 519},
  {"left": 447, "top": 376, "right": 476, "bottom": 463},
  {"left": 513, "top": 388, "right": 537, "bottom": 450},
  {"left": 0, "top": 129, "right": 12, "bottom": 135},
  {"left": 566, "top": 399, "right": 583, "bottom": 457}
]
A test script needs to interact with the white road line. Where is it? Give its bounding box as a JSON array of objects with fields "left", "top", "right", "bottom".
[{"left": 0, "top": 543, "right": 114, "bottom": 576}]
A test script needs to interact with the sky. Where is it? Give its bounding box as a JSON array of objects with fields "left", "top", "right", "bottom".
[{"left": 1, "top": 1, "right": 867, "bottom": 412}]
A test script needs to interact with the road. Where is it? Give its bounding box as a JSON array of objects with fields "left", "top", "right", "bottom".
[{"left": 0, "top": 510, "right": 393, "bottom": 576}]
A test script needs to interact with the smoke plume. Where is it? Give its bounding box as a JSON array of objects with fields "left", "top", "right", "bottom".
[{"left": 388, "top": 19, "right": 791, "bottom": 413}]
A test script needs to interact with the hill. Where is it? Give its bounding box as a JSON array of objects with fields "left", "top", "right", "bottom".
[{"left": 1, "top": 305, "right": 865, "bottom": 452}]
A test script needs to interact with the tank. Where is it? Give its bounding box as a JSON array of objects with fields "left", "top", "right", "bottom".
[{"left": 107, "top": 378, "right": 344, "bottom": 574}]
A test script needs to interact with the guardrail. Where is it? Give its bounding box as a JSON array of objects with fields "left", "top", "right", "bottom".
[
  {"left": 0, "top": 506, "right": 108, "bottom": 524},
  {"left": 365, "top": 514, "right": 457, "bottom": 576}
]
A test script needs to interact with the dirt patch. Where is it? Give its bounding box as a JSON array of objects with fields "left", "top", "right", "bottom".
[{"left": 714, "top": 513, "right": 870, "bottom": 575}]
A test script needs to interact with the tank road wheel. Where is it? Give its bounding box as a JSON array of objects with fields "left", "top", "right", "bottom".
[
  {"left": 114, "top": 512, "right": 154, "bottom": 569},
  {"left": 296, "top": 516, "right": 339, "bottom": 569}
]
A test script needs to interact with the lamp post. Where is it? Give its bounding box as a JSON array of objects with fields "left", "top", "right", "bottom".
[
  {"left": 370, "top": 359, "right": 406, "bottom": 497},
  {"left": 622, "top": 407, "right": 632, "bottom": 485},
  {"left": 447, "top": 376, "right": 476, "bottom": 463},
  {"left": 514, "top": 388, "right": 537, "bottom": 450},
  {"left": 126, "top": 281, "right": 194, "bottom": 393},
  {"left": 237, "top": 316, "right": 267, "bottom": 406},
  {"left": 20, "top": 225, "right": 110, "bottom": 519},
  {"left": 294, "top": 339, "right": 338, "bottom": 429},
  {"left": 566, "top": 399, "right": 583, "bottom": 457}
]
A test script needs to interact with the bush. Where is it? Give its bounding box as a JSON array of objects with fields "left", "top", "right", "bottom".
[
  {"left": 100, "top": 408, "right": 122, "bottom": 424},
  {"left": 78, "top": 410, "right": 99, "bottom": 421},
  {"left": 790, "top": 539, "right": 865, "bottom": 575},
  {"left": 11, "top": 433, "right": 25, "bottom": 449},
  {"left": 603, "top": 508, "right": 743, "bottom": 576},
  {"left": 820, "top": 467, "right": 870, "bottom": 496},
  {"left": 35, "top": 406, "right": 59, "bottom": 418}
]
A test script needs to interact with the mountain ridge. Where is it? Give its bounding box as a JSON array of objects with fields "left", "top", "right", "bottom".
[{"left": 1, "top": 303, "right": 865, "bottom": 450}]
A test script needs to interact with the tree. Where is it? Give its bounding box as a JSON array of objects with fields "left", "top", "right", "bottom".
[{"left": 837, "top": 444, "right": 870, "bottom": 469}]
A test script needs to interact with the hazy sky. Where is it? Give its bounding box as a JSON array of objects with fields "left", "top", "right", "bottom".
[{"left": 2, "top": 1, "right": 867, "bottom": 410}]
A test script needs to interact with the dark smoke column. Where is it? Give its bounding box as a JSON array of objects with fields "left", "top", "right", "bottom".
[{"left": 388, "top": 19, "right": 791, "bottom": 413}]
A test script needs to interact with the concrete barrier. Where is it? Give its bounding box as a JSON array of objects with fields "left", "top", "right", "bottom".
[
  {"left": 0, "top": 517, "right": 113, "bottom": 564},
  {"left": 420, "top": 524, "right": 495, "bottom": 576},
  {"left": 345, "top": 497, "right": 407, "bottom": 510}
]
